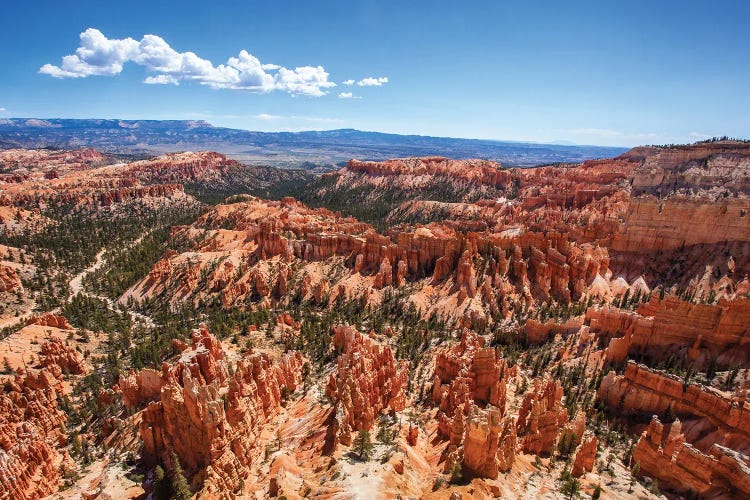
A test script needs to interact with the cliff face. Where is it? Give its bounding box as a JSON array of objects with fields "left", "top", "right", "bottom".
[
  {"left": 123, "top": 151, "right": 240, "bottom": 184},
  {"left": 612, "top": 195, "right": 750, "bottom": 253},
  {"left": 138, "top": 327, "right": 304, "bottom": 492},
  {"left": 633, "top": 416, "right": 750, "bottom": 498},
  {"left": 326, "top": 326, "right": 408, "bottom": 446},
  {"left": 605, "top": 143, "right": 750, "bottom": 300},
  {"left": 587, "top": 296, "right": 750, "bottom": 369},
  {"left": 598, "top": 361, "right": 750, "bottom": 496},
  {"left": 598, "top": 362, "right": 750, "bottom": 452},
  {"left": 631, "top": 142, "right": 750, "bottom": 197},
  {"left": 345, "top": 157, "right": 514, "bottom": 189}
]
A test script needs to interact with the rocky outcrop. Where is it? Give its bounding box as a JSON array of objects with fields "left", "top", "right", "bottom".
[
  {"left": 126, "top": 193, "right": 614, "bottom": 317},
  {"left": 124, "top": 151, "right": 240, "bottom": 184},
  {"left": 459, "top": 404, "right": 516, "bottom": 478},
  {"left": 138, "top": 327, "right": 304, "bottom": 492},
  {"left": 612, "top": 195, "right": 750, "bottom": 253},
  {"left": 516, "top": 378, "right": 568, "bottom": 455},
  {"left": 432, "top": 331, "right": 515, "bottom": 477},
  {"left": 0, "top": 368, "right": 67, "bottom": 499},
  {"left": 26, "top": 313, "right": 72, "bottom": 329},
  {"left": 118, "top": 368, "right": 163, "bottom": 410},
  {"left": 345, "top": 157, "right": 514, "bottom": 188},
  {"left": 433, "top": 330, "right": 509, "bottom": 416},
  {"left": 0, "top": 264, "right": 22, "bottom": 292},
  {"left": 522, "top": 317, "right": 583, "bottom": 345},
  {"left": 0, "top": 147, "right": 105, "bottom": 173},
  {"left": 633, "top": 416, "right": 750, "bottom": 498},
  {"left": 588, "top": 295, "right": 750, "bottom": 369},
  {"left": 598, "top": 362, "right": 750, "bottom": 448},
  {"left": 40, "top": 337, "right": 85, "bottom": 375},
  {"left": 630, "top": 141, "right": 750, "bottom": 197},
  {"left": 326, "top": 326, "right": 407, "bottom": 446},
  {"left": 571, "top": 433, "right": 597, "bottom": 476}
]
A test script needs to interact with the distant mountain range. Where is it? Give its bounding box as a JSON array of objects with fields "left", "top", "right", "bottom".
[{"left": 0, "top": 118, "right": 628, "bottom": 169}]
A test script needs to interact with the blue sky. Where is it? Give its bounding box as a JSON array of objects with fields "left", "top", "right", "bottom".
[{"left": 1, "top": 0, "right": 748, "bottom": 146}]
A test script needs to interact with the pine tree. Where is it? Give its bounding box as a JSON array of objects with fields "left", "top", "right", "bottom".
[
  {"left": 167, "top": 452, "right": 192, "bottom": 500},
  {"left": 560, "top": 473, "right": 581, "bottom": 499},
  {"left": 352, "top": 429, "right": 374, "bottom": 460}
]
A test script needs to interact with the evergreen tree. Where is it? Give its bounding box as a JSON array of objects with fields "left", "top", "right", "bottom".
[
  {"left": 167, "top": 452, "right": 192, "bottom": 500},
  {"left": 352, "top": 429, "right": 374, "bottom": 461}
]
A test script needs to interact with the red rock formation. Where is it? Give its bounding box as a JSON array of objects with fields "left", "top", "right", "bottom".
[
  {"left": 571, "top": 433, "right": 597, "bottom": 477},
  {"left": 629, "top": 141, "right": 750, "bottom": 197},
  {"left": 138, "top": 327, "right": 303, "bottom": 492},
  {"left": 522, "top": 317, "right": 583, "bottom": 345},
  {"left": 118, "top": 368, "right": 163, "bottom": 410},
  {"left": 373, "top": 257, "right": 393, "bottom": 289},
  {"left": 40, "top": 337, "right": 85, "bottom": 375},
  {"left": 433, "top": 330, "right": 509, "bottom": 416},
  {"left": 457, "top": 403, "right": 516, "bottom": 479},
  {"left": 26, "top": 313, "right": 72, "bottom": 329},
  {"left": 455, "top": 250, "right": 477, "bottom": 302},
  {"left": 0, "top": 147, "right": 105, "bottom": 173},
  {"left": 0, "top": 263, "right": 22, "bottom": 292},
  {"left": 516, "top": 378, "right": 568, "bottom": 455},
  {"left": 345, "top": 157, "right": 514, "bottom": 188},
  {"left": 612, "top": 195, "right": 750, "bottom": 253},
  {"left": 124, "top": 151, "right": 240, "bottom": 184},
  {"left": 127, "top": 192, "right": 613, "bottom": 315},
  {"left": 431, "top": 331, "right": 515, "bottom": 478},
  {"left": 407, "top": 425, "right": 419, "bottom": 446},
  {"left": 633, "top": 416, "right": 750, "bottom": 498},
  {"left": 587, "top": 295, "right": 750, "bottom": 369},
  {"left": 325, "top": 326, "right": 407, "bottom": 446},
  {"left": 0, "top": 368, "right": 67, "bottom": 499},
  {"left": 598, "top": 362, "right": 750, "bottom": 448}
]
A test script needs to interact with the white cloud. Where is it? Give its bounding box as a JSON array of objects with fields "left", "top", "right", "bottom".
[
  {"left": 254, "top": 113, "right": 343, "bottom": 124},
  {"left": 357, "top": 76, "right": 388, "bottom": 87},
  {"left": 342, "top": 79, "right": 355, "bottom": 85},
  {"left": 338, "top": 92, "right": 361, "bottom": 99},
  {"left": 41, "top": 28, "right": 337, "bottom": 97},
  {"left": 255, "top": 113, "right": 283, "bottom": 121},
  {"left": 143, "top": 74, "right": 180, "bottom": 85}
]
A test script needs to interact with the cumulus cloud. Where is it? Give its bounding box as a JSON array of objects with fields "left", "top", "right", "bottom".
[
  {"left": 342, "top": 79, "right": 355, "bottom": 85},
  {"left": 357, "top": 76, "right": 388, "bottom": 87},
  {"left": 144, "top": 74, "right": 180, "bottom": 85},
  {"left": 338, "top": 92, "right": 361, "bottom": 99},
  {"left": 40, "top": 28, "right": 337, "bottom": 97}
]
